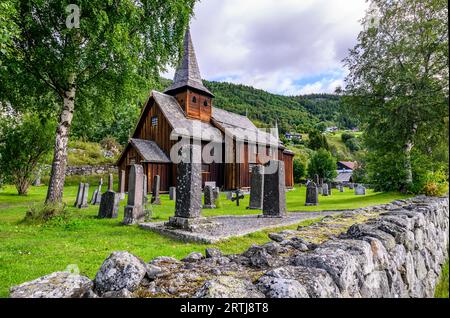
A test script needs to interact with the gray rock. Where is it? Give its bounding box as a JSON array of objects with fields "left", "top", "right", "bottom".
[
  {"left": 257, "top": 276, "right": 309, "bottom": 298},
  {"left": 243, "top": 245, "right": 274, "bottom": 268},
  {"left": 10, "top": 272, "right": 94, "bottom": 298},
  {"left": 146, "top": 265, "right": 163, "bottom": 280},
  {"left": 182, "top": 252, "right": 203, "bottom": 263},
  {"left": 101, "top": 289, "right": 132, "bottom": 298},
  {"left": 94, "top": 251, "right": 147, "bottom": 295},
  {"left": 360, "top": 270, "right": 390, "bottom": 298},
  {"left": 194, "top": 276, "right": 264, "bottom": 298},
  {"left": 205, "top": 248, "right": 223, "bottom": 259}
]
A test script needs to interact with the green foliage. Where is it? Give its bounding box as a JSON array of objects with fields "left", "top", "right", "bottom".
[
  {"left": 308, "top": 130, "right": 329, "bottom": 151},
  {"left": 0, "top": 112, "right": 54, "bottom": 195},
  {"left": 23, "top": 202, "right": 67, "bottom": 224},
  {"left": 343, "top": 0, "right": 449, "bottom": 193},
  {"left": 435, "top": 259, "right": 449, "bottom": 298},
  {"left": 422, "top": 167, "right": 449, "bottom": 197},
  {"left": 307, "top": 149, "right": 338, "bottom": 182},
  {"left": 66, "top": 140, "right": 117, "bottom": 166},
  {"left": 293, "top": 158, "right": 306, "bottom": 183}
]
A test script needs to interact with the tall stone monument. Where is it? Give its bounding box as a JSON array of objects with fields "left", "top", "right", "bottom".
[
  {"left": 262, "top": 160, "right": 286, "bottom": 217},
  {"left": 122, "top": 164, "right": 145, "bottom": 225},
  {"left": 305, "top": 181, "right": 319, "bottom": 206},
  {"left": 119, "top": 170, "right": 126, "bottom": 200},
  {"left": 98, "top": 174, "right": 120, "bottom": 219},
  {"left": 166, "top": 145, "right": 202, "bottom": 229},
  {"left": 247, "top": 165, "right": 264, "bottom": 210},
  {"left": 74, "top": 182, "right": 84, "bottom": 208},
  {"left": 151, "top": 175, "right": 161, "bottom": 205}
]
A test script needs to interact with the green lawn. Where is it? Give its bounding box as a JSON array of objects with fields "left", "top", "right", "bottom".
[{"left": 0, "top": 184, "right": 411, "bottom": 297}]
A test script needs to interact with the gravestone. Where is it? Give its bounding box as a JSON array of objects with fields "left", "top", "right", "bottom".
[
  {"left": 262, "top": 160, "right": 286, "bottom": 217},
  {"left": 166, "top": 145, "right": 202, "bottom": 229},
  {"left": 204, "top": 181, "right": 216, "bottom": 189},
  {"left": 203, "top": 185, "right": 216, "bottom": 209},
  {"left": 348, "top": 183, "right": 354, "bottom": 190},
  {"left": 328, "top": 182, "right": 332, "bottom": 196},
  {"left": 74, "top": 183, "right": 84, "bottom": 208},
  {"left": 339, "top": 184, "right": 344, "bottom": 192},
  {"left": 213, "top": 188, "right": 220, "bottom": 204},
  {"left": 143, "top": 175, "right": 148, "bottom": 205},
  {"left": 247, "top": 165, "right": 264, "bottom": 210},
  {"left": 305, "top": 181, "right": 319, "bottom": 206},
  {"left": 322, "top": 183, "right": 329, "bottom": 196},
  {"left": 231, "top": 190, "right": 244, "bottom": 206},
  {"left": 169, "top": 187, "right": 176, "bottom": 201},
  {"left": 98, "top": 174, "right": 119, "bottom": 219},
  {"left": 123, "top": 164, "right": 145, "bottom": 225},
  {"left": 90, "top": 178, "right": 103, "bottom": 205},
  {"left": 32, "top": 169, "right": 41, "bottom": 186},
  {"left": 151, "top": 175, "right": 161, "bottom": 205},
  {"left": 314, "top": 174, "right": 319, "bottom": 185},
  {"left": 355, "top": 184, "right": 366, "bottom": 195},
  {"left": 226, "top": 192, "right": 233, "bottom": 200},
  {"left": 119, "top": 170, "right": 126, "bottom": 200},
  {"left": 79, "top": 183, "right": 89, "bottom": 208}
]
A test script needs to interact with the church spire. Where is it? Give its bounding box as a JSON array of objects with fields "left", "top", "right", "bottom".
[{"left": 164, "top": 27, "right": 213, "bottom": 97}]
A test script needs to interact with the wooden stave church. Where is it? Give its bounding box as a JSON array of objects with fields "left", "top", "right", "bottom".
[{"left": 117, "top": 28, "right": 295, "bottom": 193}]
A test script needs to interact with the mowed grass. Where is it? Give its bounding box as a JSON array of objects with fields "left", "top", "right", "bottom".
[{"left": 0, "top": 183, "right": 411, "bottom": 297}]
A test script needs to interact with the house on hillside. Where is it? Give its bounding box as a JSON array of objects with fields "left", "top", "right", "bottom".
[
  {"left": 334, "top": 161, "right": 357, "bottom": 184},
  {"left": 284, "top": 132, "right": 302, "bottom": 141},
  {"left": 117, "top": 28, "right": 294, "bottom": 193}
]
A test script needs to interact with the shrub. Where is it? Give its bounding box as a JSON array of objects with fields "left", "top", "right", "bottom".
[
  {"left": 23, "top": 203, "right": 68, "bottom": 223},
  {"left": 293, "top": 158, "right": 306, "bottom": 183},
  {"left": 422, "top": 168, "right": 449, "bottom": 197},
  {"left": 341, "top": 133, "right": 355, "bottom": 142}
]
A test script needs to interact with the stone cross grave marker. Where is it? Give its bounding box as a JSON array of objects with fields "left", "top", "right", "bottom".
[
  {"left": 247, "top": 165, "right": 264, "bottom": 210},
  {"left": 231, "top": 189, "right": 244, "bottom": 206},
  {"left": 123, "top": 164, "right": 145, "bottom": 225},
  {"left": 305, "top": 181, "right": 319, "bottom": 206},
  {"left": 262, "top": 160, "right": 286, "bottom": 217}
]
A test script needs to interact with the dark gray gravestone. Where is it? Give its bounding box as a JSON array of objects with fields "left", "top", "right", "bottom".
[
  {"left": 167, "top": 145, "right": 202, "bottom": 229},
  {"left": 314, "top": 174, "right": 319, "bottom": 185},
  {"left": 348, "top": 183, "right": 355, "bottom": 190},
  {"left": 119, "top": 170, "right": 126, "bottom": 200},
  {"left": 123, "top": 164, "right": 145, "bottom": 225},
  {"left": 203, "top": 185, "right": 216, "bottom": 209},
  {"left": 339, "top": 184, "right": 344, "bottom": 192},
  {"left": 90, "top": 178, "right": 103, "bottom": 205},
  {"left": 262, "top": 160, "right": 286, "bottom": 217},
  {"left": 169, "top": 187, "right": 176, "bottom": 201},
  {"left": 79, "top": 183, "right": 89, "bottom": 208},
  {"left": 151, "top": 175, "right": 161, "bottom": 205},
  {"left": 98, "top": 174, "right": 119, "bottom": 219},
  {"left": 74, "top": 182, "right": 84, "bottom": 207},
  {"left": 322, "top": 183, "right": 329, "bottom": 196},
  {"left": 355, "top": 184, "right": 366, "bottom": 195},
  {"left": 247, "top": 165, "right": 264, "bottom": 210},
  {"left": 213, "top": 187, "right": 220, "bottom": 202},
  {"left": 305, "top": 181, "right": 319, "bottom": 206}
]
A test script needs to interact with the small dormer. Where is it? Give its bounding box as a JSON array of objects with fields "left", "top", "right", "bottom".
[{"left": 164, "top": 27, "right": 214, "bottom": 122}]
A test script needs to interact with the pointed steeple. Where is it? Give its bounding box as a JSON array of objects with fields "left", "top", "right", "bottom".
[{"left": 164, "top": 27, "right": 214, "bottom": 97}]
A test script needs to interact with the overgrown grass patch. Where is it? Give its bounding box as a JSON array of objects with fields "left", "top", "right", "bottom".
[{"left": 435, "top": 259, "right": 449, "bottom": 298}]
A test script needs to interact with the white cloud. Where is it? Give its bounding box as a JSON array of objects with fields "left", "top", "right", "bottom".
[{"left": 163, "top": 0, "right": 368, "bottom": 95}]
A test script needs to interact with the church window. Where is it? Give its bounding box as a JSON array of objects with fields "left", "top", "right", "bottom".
[
  {"left": 192, "top": 96, "right": 197, "bottom": 103},
  {"left": 203, "top": 100, "right": 208, "bottom": 107},
  {"left": 151, "top": 116, "right": 158, "bottom": 127}
]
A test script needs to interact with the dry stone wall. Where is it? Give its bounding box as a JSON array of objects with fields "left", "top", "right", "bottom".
[{"left": 9, "top": 196, "right": 449, "bottom": 298}]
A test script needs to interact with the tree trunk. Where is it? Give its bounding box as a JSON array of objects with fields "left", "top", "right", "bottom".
[
  {"left": 45, "top": 76, "right": 76, "bottom": 204},
  {"left": 401, "top": 123, "right": 418, "bottom": 193}
]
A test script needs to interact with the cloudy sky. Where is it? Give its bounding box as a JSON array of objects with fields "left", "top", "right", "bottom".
[{"left": 163, "top": 0, "right": 369, "bottom": 96}]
